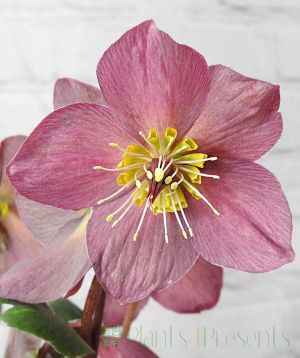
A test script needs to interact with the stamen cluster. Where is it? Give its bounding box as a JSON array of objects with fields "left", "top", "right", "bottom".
[{"left": 94, "top": 128, "right": 220, "bottom": 243}]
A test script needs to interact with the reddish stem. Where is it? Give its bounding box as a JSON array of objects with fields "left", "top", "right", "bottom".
[{"left": 81, "top": 275, "right": 106, "bottom": 351}]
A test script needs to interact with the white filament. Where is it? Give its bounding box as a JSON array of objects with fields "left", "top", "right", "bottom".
[{"left": 169, "top": 188, "right": 187, "bottom": 239}]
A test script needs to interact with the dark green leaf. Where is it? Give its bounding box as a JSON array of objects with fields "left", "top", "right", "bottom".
[
  {"left": 48, "top": 299, "right": 82, "bottom": 322},
  {"left": 0, "top": 305, "right": 93, "bottom": 357}
]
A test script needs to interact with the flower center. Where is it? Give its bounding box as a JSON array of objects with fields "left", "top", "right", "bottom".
[{"left": 94, "top": 128, "right": 220, "bottom": 243}]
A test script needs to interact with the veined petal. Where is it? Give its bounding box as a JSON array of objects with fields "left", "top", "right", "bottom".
[
  {"left": 0, "top": 215, "right": 90, "bottom": 303},
  {"left": 97, "top": 20, "right": 209, "bottom": 136},
  {"left": 7, "top": 103, "right": 140, "bottom": 210},
  {"left": 188, "top": 65, "right": 282, "bottom": 160},
  {"left": 15, "top": 193, "right": 85, "bottom": 245},
  {"left": 189, "top": 159, "right": 294, "bottom": 272},
  {"left": 53, "top": 78, "right": 106, "bottom": 109},
  {"left": 103, "top": 295, "right": 148, "bottom": 328},
  {"left": 152, "top": 256, "right": 223, "bottom": 313},
  {"left": 87, "top": 201, "right": 199, "bottom": 304},
  {"left": 98, "top": 337, "right": 158, "bottom": 358}
]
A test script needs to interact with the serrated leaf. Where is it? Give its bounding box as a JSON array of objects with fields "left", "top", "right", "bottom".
[
  {"left": 48, "top": 299, "right": 82, "bottom": 322},
  {"left": 0, "top": 305, "right": 93, "bottom": 357}
]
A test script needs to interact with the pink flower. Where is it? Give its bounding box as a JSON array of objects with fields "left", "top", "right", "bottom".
[
  {"left": 0, "top": 136, "right": 90, "bottom": 302},
  {"left": 54, "top": 79, "right": 223, "bottom": 316},
  {"left": 7, "top": 20, "right": 294, "bottom": 304}
]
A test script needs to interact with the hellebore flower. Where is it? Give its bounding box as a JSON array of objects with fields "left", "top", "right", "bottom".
[
  {"left": 56, "top": 77, "right": 223, "bottom": 320},
  {"left": 7, "top": 20, "right": 294, "bottom": 304},
  {"left": 0, "top": 136, "right": 90, "bottom": 303},
  {"left": 54, "top": 77, "right": 223, "bottom": 319}
]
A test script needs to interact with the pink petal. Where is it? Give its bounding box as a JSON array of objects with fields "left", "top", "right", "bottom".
[
  {"left": 7, "top": 103, "right": 140, "bottom": 210},
  {"left": 103, "top": 295, "right": 148, "bottom": 328},
  {"left": 97, "top": 20, "right": 209, "bottom": 135},
  {"left": 87, "top": 199, "right": 199, "bottom": 304},
  {"left": 188, "top": 65, "right": 282, "bottom": 160},
  {"left": 0, "top": 216, "right": 90, "bottom": 303},
  {"left": 0, "top": 136, "right": 26, "bottom": 186},
  {"left": 0, "top": 212, "right": 41, "bottom": 275},
  {"left": 53, "top": 78, "right": 106, "bottom": 109},
  {"left": 5, "top": 329, "right": 41, "bottom": 358},
  {"left": 189, "top": 159, "right": 294, "bottom": 272},
  {"left": 98, "top": 337, "right": 158, "bottom": 358},
  {"left": 152, "top": 256, "right": 223, "bottom": 313},
  {"left": 15, "top": 193, "right": 84, "bottom": 245}
]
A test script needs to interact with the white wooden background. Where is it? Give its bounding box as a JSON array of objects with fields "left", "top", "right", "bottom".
[{"left": 0, "top": 1, "right": 299, "bottom": 357}]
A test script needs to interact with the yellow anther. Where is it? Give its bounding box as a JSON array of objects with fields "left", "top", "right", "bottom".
[
  {"left": 106, "top": 214, "right": 114, "bottom": 222},
  {"left": 171, "top": 182, "right": 178, "bottom": 190},
  {"left": 164, "top": 176, "right": 172, "bottom": 185},
  {"left": 154, "top": 168, "right": 164, "bottom": 182},
  {"left": 93, "top": 165, "right": 103, "bottom": 170},
  {"left": 0, "top": 203, "right": 9, "bottom": 217},
  {"left": 146, "top": 171, "right": 153, "bottom": 180},
  {"left": 109, "top": 143, "right": 119, "bottom": 147}
]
